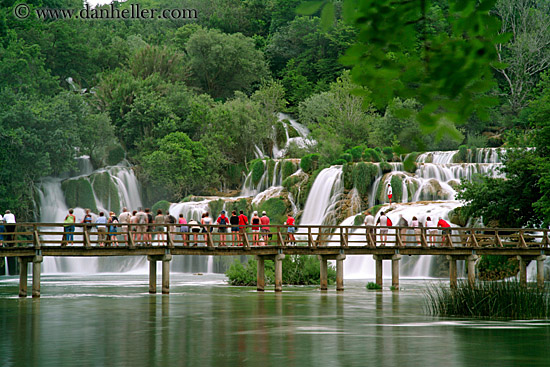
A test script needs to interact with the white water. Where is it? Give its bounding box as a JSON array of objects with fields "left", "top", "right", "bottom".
[
  {"left": 300, "top": 166, "right": 343, "bottom": 226},
  {"left": 38, "top": 158, "right": 144, "bottom": 273}
]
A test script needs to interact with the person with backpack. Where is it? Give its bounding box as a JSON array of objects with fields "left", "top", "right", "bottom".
[
  {"left": 108, "top": 212, "right": 119, "bottom": 246},
  {"left": 397, "top": 214, "right": 408, "bottom": 245},
  {"left": 230, "top": 210, "right": 239, "bottom": 246},
  {"left": 437, "top": 217, "right": 451, "bottom": 246},
  {"left": 63, "top": 209, "right": 76, "bottom": 246},
  {"left": 216, "top": 210, "right": 229, "bottom": 246},
  {"left": 165, "top": 212, "right": 177, "bottom": 241}
]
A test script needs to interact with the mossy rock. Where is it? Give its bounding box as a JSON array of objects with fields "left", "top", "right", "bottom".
[
  {"left": 354, "top": 214, "right": 365, "bottom": 226},
  {"left": 275, "top": 121, "right": 288, "bottom": 147},
  {"left": 287, "top": 123, "right": 300, "bottom": 139},
  {"left": 61, "top": 177, "right": 97, "bottom": 212},
  {"left": 90, "top": 171, "right": 121, "bottom": 214},
  {"left": 208, "top": 199, "right": 225, "bottom": 217},
  {"left": 282, "top": 160, "right": 297, "bottom": 181},
  {"left": 251, "top": 160, "right": 266, "bottom": 186},
  {"left": 267, "top": 159, "right": 276, "bottom": 184},
  {"left": 390, "top": 175, "right": 403, "bottom": 202},
  {"left": 353, "top": 162, "right": 378, "bottom": 196},
  {"left": 257, "top": 197, "right": 288, "bottom": 224}
]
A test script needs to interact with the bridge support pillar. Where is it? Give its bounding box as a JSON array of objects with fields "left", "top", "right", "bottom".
[
  {"left": 517, "top": 256, "right": 528, "bottom": 287},
  {"left": 319, "top": 255, "right": 328, "bottom": 291},
  {"left": 148, "top": 258, "right": 157, "bottom": 294},
  {"left": 336, "top": 253, "right": 346, "bottom": 291},
  {"left": 162, "top": 258, "right": 171, "bottom": 294},
  {"left": 32, "top": 255, "right": 43, "bottom": 298},
  {"left": 392, "top": 254, "right": 401, "bottom": 290},
  {"left": 537, "top": 255, "right": 547, "bottom": 288},
  {"left": 446, "top": 256, "right": 458, "bottom": 289},
  {"left": 18, "top": 257, "right": 29, "bottom": 297},
  {"left": 274, "top": 254, "right": 285, "bottom": 292},
  {"left": 256, "top": 256, "right": 265, "bottom": 292},
  {"left": 148, "top": 254, "right": 172, "bottom": 294},
  {"left": 467, "top": 255, "right": 479, "bottom": 288},
  {"left": 373, "top": 255, "right": 383, "bottom": 288}
]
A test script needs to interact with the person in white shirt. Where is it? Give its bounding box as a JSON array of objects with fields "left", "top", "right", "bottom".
[
  {"left": 377, "top": 212, "right": 389, "bottom": 246},
  {"left": 364, "top": 210, "right": 375, "bottom": 245},
  {"left": 3, "top": 210, "right": 16, "bottom": 246}
]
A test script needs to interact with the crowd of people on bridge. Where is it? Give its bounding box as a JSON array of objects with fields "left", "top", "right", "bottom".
[
  {"left": 1, "top": 205, "right": 454, "bottom": 248},
  {"left": 56, "top": 207, "right": 299, "bottom": 247},
  {"left": 363, "top": 210, "right": 451, "bottom": 246}
]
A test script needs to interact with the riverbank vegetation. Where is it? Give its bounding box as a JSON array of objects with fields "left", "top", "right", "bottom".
[
  {"left": 1, "top": 0, "right": 549, "bottom": 221},
  {"left": 226, "top": 255, "right": 336, "bottom": 286},
  {"left": 424, "top": 281, "right": 550, "bottom": 319}
]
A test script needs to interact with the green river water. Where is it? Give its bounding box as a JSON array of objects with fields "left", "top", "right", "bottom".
[{"left": 1, "top": 274, "right": 549, "bottom": 367}]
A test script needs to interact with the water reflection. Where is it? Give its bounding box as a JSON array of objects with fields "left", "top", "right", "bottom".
[{"left": 1, "top": 276, "right": 550, "bottom": 366}]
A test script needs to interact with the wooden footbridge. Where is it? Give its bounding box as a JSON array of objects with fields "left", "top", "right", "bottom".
[{"left": 0, "top": 223, "right": 548, "bottom": 297}]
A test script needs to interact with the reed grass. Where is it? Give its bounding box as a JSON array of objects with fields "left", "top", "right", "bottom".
[{"left": 424, "top": 281, "right": 550, "bottom": 319}]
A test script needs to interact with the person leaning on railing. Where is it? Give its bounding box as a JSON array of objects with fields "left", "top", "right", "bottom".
[
  {"left": 3, "top": 210, "right": 16, "bottom": 247},
  {"left": 63, "top": 209, "right": 76, "bottom": 246}
]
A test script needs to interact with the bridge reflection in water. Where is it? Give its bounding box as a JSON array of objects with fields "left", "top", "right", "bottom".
[{"left": 0, "top": 223, "right": 548, "bottom": 297}]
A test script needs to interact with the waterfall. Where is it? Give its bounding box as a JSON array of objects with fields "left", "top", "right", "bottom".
[
  {"left": 300, "top": 166, "right": 343, "bottom": 226},
  {"left": 38, "top": 158, "right": 145, "bottom": 273}
]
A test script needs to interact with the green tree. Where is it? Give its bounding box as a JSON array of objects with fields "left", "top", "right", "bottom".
[
  {"left": 185, "top": 28, "right": 269, "bottom": 99},
  {"left": 141, "top": 132, "right": 216, "bottom": 199}
]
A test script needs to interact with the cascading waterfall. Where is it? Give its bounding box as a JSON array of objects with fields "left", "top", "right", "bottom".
[
  {"left": 300, "top": 166, "right": 343, "bottom": 226},
  {"left": 38, "top": 158, "right": 145, "bottom": 273}
]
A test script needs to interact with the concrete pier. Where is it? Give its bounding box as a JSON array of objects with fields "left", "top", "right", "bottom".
[
  {"left": 256, "top": 256, "right": 265, "bottom": 291},
  {"left": 392, "top": 254, "right": 401, "bottom": 289},
  {"left": 336, "top": 253, "right": 346, "bottom": 291},
  {"left": 274, "top": 253, "right": 285, "bottom": 292},
  {"left": 537, "top": 255, "right": 546, "bottom": 288}
]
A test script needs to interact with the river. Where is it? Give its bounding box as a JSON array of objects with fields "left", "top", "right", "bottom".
[{"left": 1, "top": 274, "right": 549, "bottom": 366}]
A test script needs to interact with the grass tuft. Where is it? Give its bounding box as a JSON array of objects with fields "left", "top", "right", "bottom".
[{"left": 424, "top": 280, "right": 550, "bottom": 319}]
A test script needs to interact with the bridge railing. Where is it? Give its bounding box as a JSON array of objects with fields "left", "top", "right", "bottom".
[{"left": 0, "top": 223, "right": 548, "bottom": 249}]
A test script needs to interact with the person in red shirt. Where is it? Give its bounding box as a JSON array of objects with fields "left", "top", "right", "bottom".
[
  {"left": 285, "top": 213, "right": 296, "bottom": 245},
  {"left": 238, "top": 210, "right": 249, "bottom": 246},
  {"left": 259, "top": 211, "right": 270, "bottom": 246},
  {"left": 437, "top": 217, "right": 451, "bottom": 246}
]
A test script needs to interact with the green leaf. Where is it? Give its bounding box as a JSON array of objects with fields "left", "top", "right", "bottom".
[
  {"left": 320, "top": 2, "right": 335, "bottom": 30},
  {"left": 296, "top": 1, "right": 324, "bottom": 15}
]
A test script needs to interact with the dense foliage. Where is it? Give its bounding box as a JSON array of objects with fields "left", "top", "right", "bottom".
[
  {"left": 226, "top": 255, "right": 337, "bottom": 286},
  {"left": 0, "top": 0, "right": 548, "bottom": 220}
]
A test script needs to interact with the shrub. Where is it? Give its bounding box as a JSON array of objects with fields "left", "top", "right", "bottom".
[
  {"left": 403, "top": 152, "right": 418, "bottom": 173},
  {"left": 354, "top": 214, "right": 365, "bottom": 225},
  {"left": 332, "top": 159, "right": 348, "bottom": 165},
  {"left": 366, "top": 282, "right": 382, "bottom": 290},
  {"left": 424, "top": 280, "right": 550, "bottom": 319},
  {"left": 106, "top": 145, "right": 125, "bottom": 166},
  {"left": 382, "top": 147, "right": 393, "bottom": 161},
  {"left": 275, "top": 121, "right": 287, "bottom": 147},
  {"left": 300, "top": 154, "right": 319, "bottom": 173},
  {"left": 477, "top": 256, "right": 519, "bottom": 280},
  {"left": 226, "top": 255, "right": 336, "bottom": 286},
  {"left": 282, "top": 160, "right": 297, "bottom": 180},
  {"left": 390, "top": 176, "right": 403, "bottom": 202},
  {"left": 380, "top": 161, "right": 392, "bottom": 173},
  {"left": 267, "top": 159, "right": 276, "bottom": 184},
  {"left": 251, "top": 160, "right": 265, "bottom": 186},
  {"left": 353, "top": 162, "right": 378, "bottom": 196},
  {"left": 343, "top": 163, "right": 354, "bottom": 190},
  {"left": 226, "top": 164, "right": 246, "bottom": 188},
  {"left": 339, "top": 153, "right": 353, "bottom": 162},
  {"left": 258, "top": 198, "right": 288, "bottom": 224},
  {"left": 350, "top": 146, "right": 364, "bottom": 162},
  {"left": 363, "top": 148, "right": 381, "bottom": 162},
  {"left": 456, "top": 145, "right": 468, "bottom": 163}
]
